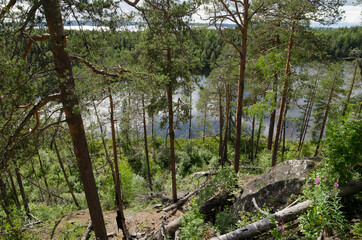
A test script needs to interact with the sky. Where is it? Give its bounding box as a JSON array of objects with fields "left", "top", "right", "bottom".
[
  {"left": 120, "top": 0, "right": 362, "bottom": 28},
  {"left": 311, "top": 0, "right": 362, "bottom": 27},
  {"left": 2, "top": 1, "right": 359, "bottom": 29},
  {"left": 122, "top": 0, "right": 362, "bottom": 28}
]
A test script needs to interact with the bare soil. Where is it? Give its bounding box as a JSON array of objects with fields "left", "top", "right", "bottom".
[{"left": 30, "top": 194, "right": 185, "bottom": 239}]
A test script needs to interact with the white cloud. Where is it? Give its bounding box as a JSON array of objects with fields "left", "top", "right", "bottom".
[{"left": 341, "top": 5, "right": 361, "bottom": 24}]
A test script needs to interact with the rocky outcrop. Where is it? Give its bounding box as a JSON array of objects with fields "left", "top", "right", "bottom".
[{"left": 233, "top": 159, "right": 315, "bottom": 215}]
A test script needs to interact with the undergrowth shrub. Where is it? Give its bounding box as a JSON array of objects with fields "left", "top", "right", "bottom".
[
  {"left": 181, "top": 168, "right": 237, "bottom": 238},
  {"left": 215, "top": 206, "right": 236, "bottom": 234},
  {"left": 180, "top": 200, "right": 213, "bottom": 240},
  {"left": 177, "top": 143, "right": 213, "bottom": 176},
  {"left": 299, "top": 174, "right": 347, "bottom": 239},
  {"left": 324, "top": 117, "right": 361, "bottom": 183}
]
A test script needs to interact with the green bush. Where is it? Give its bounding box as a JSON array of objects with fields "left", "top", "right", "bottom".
[
  {"left": 324, "top": 117, "right": 362, "bottom": 183},
  {"left": 215, "top": 206, "right": 236, "bottom": 234},
  {"left": 197, "top": 167, "right": 236, "bottom": 205},
  {"left": 351, "top": 220, "right": 362, "bottom": 239},
  {"left": 119, "top": 159, "right": 147, "bottom": 204},
  {"left": 154, "top": 145, "right": 170, "bottom": 170},
  {"left": 299, "top": 174, "right": 347, "bottom": 239},
  {"left": 177, "top": 143, "right": 214, "bottom": 176},
  {"left": 180, "top": 200, "right": 213, "bottom": 240}
]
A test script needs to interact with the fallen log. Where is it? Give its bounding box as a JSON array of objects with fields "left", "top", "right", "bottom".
[
  {"left": 191, "top": 171, "right": 211, "bottom": 179},
  {"left": 251, "top": 197, "right": 268, "bottom": 217},
  {"left": 80, "top": 220, "right": 92, "bottom": 240},
  {"left": 149, "top": 217, "right": 182, "bottom": 240},
  {"left": 199, "top": 191, "right": 232, "bottom": 214},
  {"left": 161, "top": 177, "right": 210, "bottom": 212},
  {"left": 19, "top": 220, "right": 43, "bottom": 231},
  {"left": 210, "top": 179, "right": 362, "bottom": 240},
  {"left": 50, "top": 215, "right": 66, "bottom": 239}
]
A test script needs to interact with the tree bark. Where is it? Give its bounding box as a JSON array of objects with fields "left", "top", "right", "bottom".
[
  {"left": 298, "top": 82, "right": 317, "bottom": 152},
  {"left": 37, "top": 150, "right": 52, "bottom": 201},
  {"left": 218, "top": 86, "right": 224, "bottom": 162},
  {"left": 314, "top": 84, "right": 335, "bottom": 157},
  {"left": 342, "top": 60, "right": 358, "bottom": 117},
  {"left": 15, "top": 167, "right": 30, "bottom": 217},
  {"left": 142, "top": 95, "right": 153, "bottom": 192},
  {"left": 41, "top": 1, "right": 107, "bottom": 238},
  {"left": 254, "top": 119, "right": 262, "bottom": 159},
  {"left": 203, "top": 103, "right": 207, "bottom": 143},
  {"left": 108, "top": 86, "right": 129, "bottom": 239},
  {"left": 166, "top": 47, "right": 177, "bottom": 203},
  {"left": 0, "top": 174, "right": 9, "bottom": 209},
  {"left": 150, "top": 217, "right": 182, "bottom": 240},
  {"left": 189, "top": 92, "right": 192, "bottom": 140},
  {"left": 271, "top": 21, "right": 295, "bottom": 167},
  {"left": 53, "top": 140, "right": 80, "bottom": 208},
  {"left": 7, "top": 169, "right": 20, "bottom": 207},
  {"left": 92, "top": 101, "right": 117, "bottom": 191},
  {"left": 281, "top": 101, "right": 289, "bottom": 161},
  {"left": 267, "top": 74, "right": 278, "bottom": 150},
  {"left": 0, "top": 176, "right": 11, "bottom": 220},
  {"left": 222, "top": 84, "right": 231, "bottom": 166},
  {"left": 234, "top": 3, "right": 249, "bottom": 173},
  {"left": 298, "top": 95, "right": 311, "bottom": 152},
  {"left": 250, "top": 114, "right": 255, "bottom": 162},
  {"left": 30, "top": 157, "right": 44, "bottom": 201}
]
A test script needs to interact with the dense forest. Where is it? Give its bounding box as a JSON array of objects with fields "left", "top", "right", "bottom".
[{"left": 0, "top": 0, "right": 361, "bottom": 239}]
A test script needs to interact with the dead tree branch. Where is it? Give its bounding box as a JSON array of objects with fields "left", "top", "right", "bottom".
[
  {"left": 210, "top": 179, "right": 362, "bottom": 240},
  {"left": 80, "top": 220, "right": 93, "bottom": 240}
]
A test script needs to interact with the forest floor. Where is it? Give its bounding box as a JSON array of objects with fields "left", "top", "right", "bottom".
[
  {"left": 29, "top": 174, "right": 257, "bottom": 239},
  {"left": 30, "top": 192, "right": 185, "bottom": 239}
]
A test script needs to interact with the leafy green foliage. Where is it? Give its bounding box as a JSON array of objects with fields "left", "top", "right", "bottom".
[
  {"left": 177, "top": 143, "right": 213, "bottom": 176},
  {"left": 351, "top": 220, "right": 362, "bottom": 239},
  {"left": 299, "top": 176, "right": 347, "bottom": 239},
  {"left": 324, "top": 117, "right": 362, "bottom": 183},
  {"left": 314, "top": 27, "right": 362, "bottom": 59},
  {"left": 215, "top": 206, "right": 236, "bottom": 234},
  {"left": 197, "top": 167, "right": 236, "bottom": 205},
  {"left": 180, "top": 200, "right": 213, "bottom": 240}
]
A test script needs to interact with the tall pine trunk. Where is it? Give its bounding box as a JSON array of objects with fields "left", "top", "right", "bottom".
[
  {"left": 37, "top": 150, "right": 52, "bottom": 202},
  {"left": 41, "top": 1, "right": 107, "bottom": 238},
  {"left": 142, "top": 95, "right": 153, "bottom": 192},
  {"left": 15, "top": 167, "right": 30, "bottom": 217},
  {"left": 222, "top": 84, "right": 231, "bottom": 166},
  {"left": 271, "top": 21, "right": 295, "bottom": 167},
  {"left": 342, "top": 60, "right": 358, "bottom": 116},
  {"left": 314, "top": 85, "right": 335, "bottom": 157},
  {"left": 298, "top": 83, "right": 317, "bottom": 152},
  {"left": 30, "top": 157, "right": 44, "bottom": 202},
  {"left": 254, "top": 119, "right": 262, "bottom": 159},
  {"left": 53, "top": 140, "right": 80, "bottom": 208},
  {"left": 0, "top": 176, "right": 11, "bottom": 221},
  {"left": 281, "top": 102, "right": 289, "bottom": 161},
  {"left": 267, "top": 74, "right": 278, "bottom": 150},
  {"left": 93, "top": 101, "right": 117, "bottom": 192},
  {"left": 250, "top": 114, "right": 255, "bottom": 162},
  {"left": 234, "top": 6, "right": 249, "bottom": 173},
  {"left": 7, "top": 169, "right": 20, "bottom": 207},
  {"left": 218, "top": 87, "right": 224, "bottom": 163},
  {"left": 167, "top": 46, "right": 177, "bottom": 203},
  {"left": 108, "top": 86, "right": 129, "bottom": 239},
  {"left": 189, "top": 93, "right": 192, "bottom": 140}
]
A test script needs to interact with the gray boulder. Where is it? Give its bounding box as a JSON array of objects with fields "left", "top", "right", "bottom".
[{"left": 233, "top": 159, "right": 315, "bottom": 216}]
